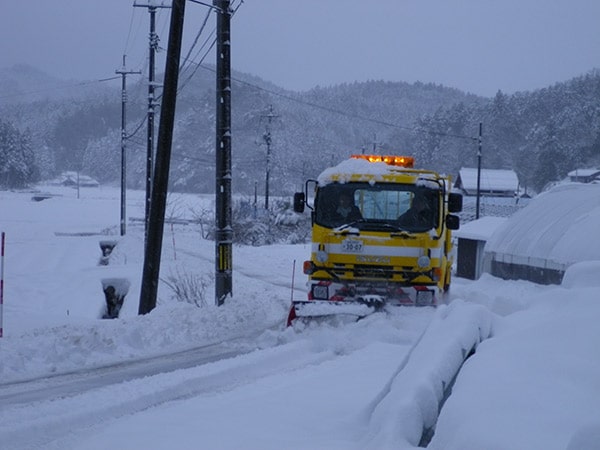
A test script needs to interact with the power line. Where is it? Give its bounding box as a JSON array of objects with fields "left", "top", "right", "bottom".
[
  {"left": 125, "top": 115, "right": 148, "bottom": 140},
  {"left": 176, "top": 0, "right": 243, "bottom": 95},
  {"left": 183, "top": 58, "right": 478, "bottom": 143},
  {"left": 123, "top": 4, "right": 140, "bottom": 56},
  {"left": 0, "top": 76, "right": 121, "bottom": 101},
  {"left": 179, "top": 7, "right": 212, "bottom": 74}
]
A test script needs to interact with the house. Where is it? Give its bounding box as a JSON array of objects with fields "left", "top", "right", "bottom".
[
  {"left": 454, "top": 167, "right": 519, "bottom": 197},
  {"left": 567, "top": 168, "right": 600, "bottom": 184},
  {"left": 51, "top": 171, "right": 100, "bottom": 188}
]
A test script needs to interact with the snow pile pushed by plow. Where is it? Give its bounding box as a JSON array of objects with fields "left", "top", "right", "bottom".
[{"left": 361, "top": 300, "right": 494, "bottom": 448}]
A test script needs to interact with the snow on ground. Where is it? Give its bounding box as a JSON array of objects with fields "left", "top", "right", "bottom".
[{"left": 1, "top": 185, "right": 599, "bottom": 449}]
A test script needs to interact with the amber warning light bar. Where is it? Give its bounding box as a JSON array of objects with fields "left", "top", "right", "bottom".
[{"left": 351, "top": 154, "right": 414, "bottom": 168}]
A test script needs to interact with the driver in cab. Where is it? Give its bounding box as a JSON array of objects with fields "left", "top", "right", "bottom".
[
  {"left": 334, "top": 192, "right": 362, "bottom": 223},
  {"left": 397, "top": 193, "right": 433, "bottom": 229}
]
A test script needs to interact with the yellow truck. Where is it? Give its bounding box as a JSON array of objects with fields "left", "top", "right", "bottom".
[{"left": 287, "top": 154, "right": 462, "bottom": 326}]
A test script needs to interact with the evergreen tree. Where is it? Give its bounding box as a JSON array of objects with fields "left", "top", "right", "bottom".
[{"left": 0, "top": 119, "right": 38, "bottom": 188}]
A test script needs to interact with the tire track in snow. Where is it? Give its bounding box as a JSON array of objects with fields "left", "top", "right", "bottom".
[{"left": 0, "top": 339, "right": 340, "bottom": 450}]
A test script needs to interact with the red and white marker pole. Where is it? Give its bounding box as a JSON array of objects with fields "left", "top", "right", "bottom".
[
  {"left": 0, "top": 232, "right": 5, "bottom": 338},
  {"left": 290, "top": 260, "right": 296, "bottom": 302}
]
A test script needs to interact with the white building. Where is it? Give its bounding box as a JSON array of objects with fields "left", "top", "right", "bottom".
[
  {"left": 454, "top": 167, "right": 519, "bottom": 197},
  {"left": 567, "top": 168, "right": 600, "bottom": 183}
]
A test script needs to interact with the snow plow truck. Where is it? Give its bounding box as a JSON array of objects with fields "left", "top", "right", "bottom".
[{"left": 287, "top": 154, "right": 463, "bottom": 326}]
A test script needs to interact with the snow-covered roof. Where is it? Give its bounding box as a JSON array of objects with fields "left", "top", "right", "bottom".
[
  {"left": 453, "top": 216, "right": 507, "bottom": 241},
  {"left": 456, "top": 167, "right": 518, "bottom": 193},
  {"left": 485, "top": 183, "right": 600, "bottom": 268},
  {"left": 49, "top": 171, "right": 99, "bottom": 187},
  {"left": 567, "top": 168, "right": 600, "bottom": 178}
]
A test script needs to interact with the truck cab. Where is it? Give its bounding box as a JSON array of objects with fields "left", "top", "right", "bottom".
[{"left": 288, "top": 154, "right": 462, "bottom": 325}]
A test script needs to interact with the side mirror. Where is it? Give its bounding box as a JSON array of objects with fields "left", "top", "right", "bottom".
[
  {"left": 448, "top": 192, "right": 463, "bottom": 213},
  {"left": 293, "top": 192, "right": 305, "bottom": 213},
  {"left": 446, "top": 214, "right": 460, "bottom": 230}
]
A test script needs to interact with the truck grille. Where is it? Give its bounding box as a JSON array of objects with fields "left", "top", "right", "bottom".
[{"left": 353, "top": 265, "right": 394, "bottom": 279}]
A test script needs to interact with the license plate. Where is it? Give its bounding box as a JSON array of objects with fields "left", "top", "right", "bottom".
[{"left": 342, "top": 239, "right": 363, "bottom": 253}]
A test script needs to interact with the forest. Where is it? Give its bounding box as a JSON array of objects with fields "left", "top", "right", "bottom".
[{"left": 1, "top": 64, "right": 599, "bottom": 195}]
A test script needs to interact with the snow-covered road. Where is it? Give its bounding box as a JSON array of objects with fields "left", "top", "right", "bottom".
[
  {"left": 1, "top": 309, "right": 439, "bottom": 449},
  {"left": 2, "top": 185, "right": 599, "bottom": 449}
]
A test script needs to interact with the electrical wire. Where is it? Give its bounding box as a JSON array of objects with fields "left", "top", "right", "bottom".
[
  {"left": 179, "top": 8, "right": 212, "bottom": 75},
  {"left": 123, "top": 2, "right": 138, "bottom": 57},
  {"left": 0, "top": 76, "right": 121, "bottom": 101},
  {"left": 231, "top": 74, "right": 478, "bottom": 142},
  {"left": 176, "top": 0, "right": 243, "bottom": 95},
  {"left": 125, "top": 115, "right": 148, "bottom": 140}
]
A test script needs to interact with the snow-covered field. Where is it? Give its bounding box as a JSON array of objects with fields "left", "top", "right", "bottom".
[{"left": 1, "top": 185, "right": 599, "bottom": 449}]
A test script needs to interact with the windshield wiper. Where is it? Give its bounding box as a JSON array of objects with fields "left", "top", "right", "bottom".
[
  {"left": 370, "top": 222, "right": 405, "bottom": 231},
  {"left": 334, "top": 219, "right": 367, "bottom": 233},
  {"left": 335, "top": 220, "right": 409, "bottom": 233}
]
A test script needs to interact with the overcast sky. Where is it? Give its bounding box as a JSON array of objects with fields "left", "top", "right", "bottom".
[{"left": 1, "top": 0, "right": 599, "bottom": 97}]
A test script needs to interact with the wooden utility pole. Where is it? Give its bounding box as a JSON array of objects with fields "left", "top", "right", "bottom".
[
  {"left": 134, "top": 1, "right": 171, "bottom": 242},
  {"left": 138, "top": 0, "right": 186, "bottom": 315},
  {"left": 476, "top": 122, "right": 483, "bottom": 220},
  {"left": 262, "top": 105, "right": 278, "bottom": 210},
  {"left": 214, "top": 0, "right": 232, "bottom": 306},
  {"left": 115, "top": 55, "right": 141, "bottom": 236}
]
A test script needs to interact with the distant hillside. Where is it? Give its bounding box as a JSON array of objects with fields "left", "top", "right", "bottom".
[
  {"left": 0, "top": 64, "right": 114, "bottom": 105},
  {"left": 149, "top": 70, "right": 485, "bottom": 193},
  {"left": 1, "top": 63, "right": 599, "bottom": 196}
]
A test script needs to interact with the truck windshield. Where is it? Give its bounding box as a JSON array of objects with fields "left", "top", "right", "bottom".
[{"left": 315, "top": 182, "right": 439, "bottom": 232}]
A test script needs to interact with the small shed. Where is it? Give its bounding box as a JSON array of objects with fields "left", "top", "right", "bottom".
[
  {"left": 455, "top": 168, "right": 519, "bottom": 197},
  {"left": 567, "top": 168, "right": 600, "bottom": 184},
  {"left": 454, "top": 216, "right": 506, "bottom": 280}
]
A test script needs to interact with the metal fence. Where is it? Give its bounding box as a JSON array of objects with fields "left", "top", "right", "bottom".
[{"left": 458, "top": 195, "right": 530, "bottom": 223}]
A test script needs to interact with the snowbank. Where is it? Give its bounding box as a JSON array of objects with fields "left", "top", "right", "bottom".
[
  {"left": 430, "top": 263, "right": 600, "bottom": 450},
  {"left": 362, "top": 300, "right": 495, "bottom": 449}
]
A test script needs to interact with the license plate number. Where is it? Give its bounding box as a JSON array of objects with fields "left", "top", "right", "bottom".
[{"left": 342, "top": 239, "right": 363, "bottom": 253}]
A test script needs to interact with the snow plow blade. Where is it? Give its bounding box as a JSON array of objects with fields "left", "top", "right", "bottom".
[{"left": 286, "top": 300, "right": 376, "bottom": 327}]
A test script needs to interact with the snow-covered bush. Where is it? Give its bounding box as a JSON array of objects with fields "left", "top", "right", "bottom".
[
  {"left": 163, "top": 265, "right": 212, "bottom": 308},
  {"left": 200, "top": 197, "right": 311, "bottom": 246}
]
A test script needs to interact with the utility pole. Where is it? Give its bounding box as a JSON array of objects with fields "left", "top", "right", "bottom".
[
  {"left": 476, "top": 122, "right": 483, "bottom": 220},
  {"left": 115, "top": 55, "right": 141, "bottom": 236},
  {"left": 134, "top": 1, "right": 171, "bottom": 241},
  {"left": 214, "top": 0, "right": 232, "bottom": 306},
  {"left": 372, "top": 133, "right": 381, "bottom": 154},
  {"left": 262, "top": 105, "right": 278, "bottom": 210},
  {"left": 139, "top": 0, "right": 186, "bottom": 315}
]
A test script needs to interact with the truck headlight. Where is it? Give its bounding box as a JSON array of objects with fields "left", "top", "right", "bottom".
[
  {"left": 316, "top": 250, "right": 329, "bottom": 263},
  {"left": 417, "top": 255, "right": 430, "bottom": 268}
]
